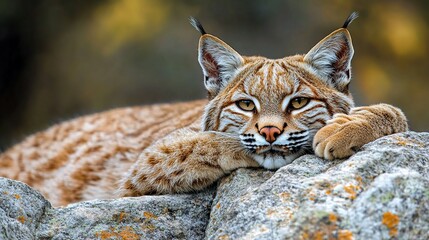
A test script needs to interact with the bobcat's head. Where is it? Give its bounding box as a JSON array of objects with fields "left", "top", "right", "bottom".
[{"left": 192, "top": 13, "right": 358, "bottom": 169}]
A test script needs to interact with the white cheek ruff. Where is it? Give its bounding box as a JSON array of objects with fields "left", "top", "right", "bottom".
[
  {"left": 253, "top": 134, "right": 268, "bottom": 145},
  {"left": 239, "top": 133, "right": 268, "bottom": 143},
  {"left": 239, "top": 133, "right": 269, "bottom": 150},
  {"left": 273, "top": 131, "right": 309, "bottom": 146}
]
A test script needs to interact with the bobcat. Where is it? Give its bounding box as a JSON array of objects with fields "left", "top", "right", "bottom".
[{"left": 0, "top": 13, "right": 407, "bottom": 206}]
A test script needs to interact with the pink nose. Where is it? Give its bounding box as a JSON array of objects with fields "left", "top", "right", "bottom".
[{"left": 259, "top": 126, "right": 281, "bottom": 143}]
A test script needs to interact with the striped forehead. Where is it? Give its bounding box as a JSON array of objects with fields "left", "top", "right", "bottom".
[{"left": 242, "top": 60, "right": 296, "bottom": 100}]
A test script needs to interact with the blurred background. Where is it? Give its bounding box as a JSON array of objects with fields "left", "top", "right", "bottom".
[{"left": 0, "top": 0, "right": 428, "bottom": 150}]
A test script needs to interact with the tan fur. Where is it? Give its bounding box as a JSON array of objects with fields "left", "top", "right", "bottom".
[
  {"left": 313, "top": 104, "right": 408, "bottom": 160},
  {"left": 0, "top": 17, "right": 407, "bottom": 206},
  {"left": 0, "top": 100, "right": 209, "bottom": 206}
]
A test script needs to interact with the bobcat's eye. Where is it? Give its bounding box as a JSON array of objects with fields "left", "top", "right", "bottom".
[
  {"left": 236, "top": 100, "right": 256, "bottom": 111},
  {"left": 290, "top": 97, "right": 309, "bottom": 110}
]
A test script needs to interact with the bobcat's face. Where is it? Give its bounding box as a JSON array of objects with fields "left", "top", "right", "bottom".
[{"left": 196, "top": 24, "right": 355, "bottom": 169}]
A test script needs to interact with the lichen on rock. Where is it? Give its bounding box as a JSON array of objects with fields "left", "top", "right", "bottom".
[
  {"left": 206, "top": 132, "right": 429, "bottom": 239},
  {"left": 0, "top": 179, "right": 215, "bottom": 240},
  {"left": 0, "top": 132, "right": 428, "bottom": 239}
]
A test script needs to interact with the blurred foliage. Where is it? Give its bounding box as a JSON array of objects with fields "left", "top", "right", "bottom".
[{"left": 0, "top": 0, "right": 428, "bottom": 149}]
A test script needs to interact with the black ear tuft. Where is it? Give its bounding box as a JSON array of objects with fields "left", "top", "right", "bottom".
[
  {"left": 342, "top": 12, "right": 359, "bottom": 29},
  {"left": 189, "top": 17, "right": 207, "bottom": 35}
]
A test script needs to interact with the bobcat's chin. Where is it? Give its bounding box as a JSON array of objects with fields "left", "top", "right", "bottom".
[
  {"left": 251, "top": 150, "right": 305, "bottom": 170},
  {"left": 249, "top": 144, "right": 309, "bottom": 169}
]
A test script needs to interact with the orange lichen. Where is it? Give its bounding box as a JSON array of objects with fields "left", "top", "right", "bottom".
[
  {"left": 118, "top": 212, "right": 126, "bottom": 222},
  {"left": 143, "top": 211, "right": 158, "bottom": 219},
  {"left": 278, "top": 192, "right": 291, "bottom": 201},
  {"left": 301, "top": 232, "right": 309, "bottom": 240},
  {"left": 343, "top": 184, "right": 358, "bottom": 200},
  {"left": 393, "top": 136, "right": 425, "bottom": 148},
  {"left": 326, "top": 189, "right": 332, "bottom": 195},
  {"left": 328, "top": 213, "right": 337, "bottom": 223},
  {"left": 216, "top": 203, "right": 221, "bottom": 209},
  {"left": 338, "top": 230, "right": 353, "bottom": 240},
  {"left": 96, "top": 229, "right": 116, "bottom": 239},
  {"left": 17, "top": 216, "right": 25, "bottom": 224},
  {"left": 301, "top": 230, "right": 331, "bottom": 240},
  {"left": 299, "top": 212, "right": 346, "bottom": 240},
  {"left": 308, "top": 192, "right": 317, "bottom": 201},
  {"left": 389, "top": 227, "right": 398, "bottom": 236},
  {"left": 141, "top": 223, "right": 156, "bottom": 232},
  {"left": 266, "top": 208, "right": 277, "bottom": 217},
  {"left": 118, "top": 226, "right": 139, "bottom": 240},
  {"left": 301, "top": 228, "right": 336, "bottom": 240},
  {"left": 313, "top": 231, "right": 324, "bottom": 240},
  {"left": 355, "top": 176, "right": 363, "bottom": 184},
  {"left": 382, "top": 212, "right": 400, "bottom": 237},
  {"left": 395, "top": 140, "right": 408, "bottom": 146},
  {"left": 95, "top": 226, "right": 139, "bottom": 240},
  {"left": 14, "top": 194, "right": 21, "bottom": 199}
]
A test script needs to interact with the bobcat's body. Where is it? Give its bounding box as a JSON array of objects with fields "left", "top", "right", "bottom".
[
  {"left": 0, "top": 14, "right": 407, "bottom": 206},
  {"left": 0, "top": 100, "right": 206, "bottom": 206}
]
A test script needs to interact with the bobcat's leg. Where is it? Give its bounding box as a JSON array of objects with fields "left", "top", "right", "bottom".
[
  {"left": 117, "top": 128, "right": 258, "bottom": 197},
  {"left": 313, "top": 104, "right": 408, "bottom": 160}
]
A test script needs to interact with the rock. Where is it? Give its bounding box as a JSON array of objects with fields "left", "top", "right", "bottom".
[
  {"left": 206, "top": 132, "right": 429, "bottom": 239},
  {"left": 36, "top": 190, "right": 215, "bottom": 240},
  {"left": 1, "top": 132, "right": 428, "bottom": 239},
  {"left": 0, "top": 178, "right": 214, "bottom": 240},
  {"left": 0, "top": 178, "right": 51, "bottom": 240}
]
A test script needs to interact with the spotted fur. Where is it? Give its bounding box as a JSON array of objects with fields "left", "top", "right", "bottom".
[{"left": 0, "top": 13, "right": 407, "bottom": 206}]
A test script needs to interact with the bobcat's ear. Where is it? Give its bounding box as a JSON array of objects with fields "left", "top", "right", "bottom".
[
  {"left": 304, "top": 12, "right": 358, "bottom": 92},
  {"left": 304, "top": 28, "right": 354, "bottom": 92},
  {"left": 198, "top": 35, "right": 244, "bottom": 98}
]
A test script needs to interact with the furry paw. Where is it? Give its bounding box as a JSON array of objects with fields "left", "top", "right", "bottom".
[{"left": 313, "top": 113, "right": 375, "bottom": 160}]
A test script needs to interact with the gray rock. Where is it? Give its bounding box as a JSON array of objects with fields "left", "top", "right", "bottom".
[
  {"left": 36, "top": 190, "right": 215, "bottom": 240},
  {"left": 0, "top": 178, "right": 214, "bottom": 240},
  {"left": 1, "top": 132, "right": 428, "bottom": 239},
  {"left": 0, "top": 178, "right": 51, "bottom": 240},
  {"left": 206, "top": 132, "right": 429, "bottom": 239}
]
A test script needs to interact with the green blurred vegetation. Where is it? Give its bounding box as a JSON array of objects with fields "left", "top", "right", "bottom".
[{"left": 0, "top": 0, "right": 428, "bottom": 149}]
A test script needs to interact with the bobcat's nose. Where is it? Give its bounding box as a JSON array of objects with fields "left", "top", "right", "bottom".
[{"left": 259, "top": 126, "right": 281, "bottom": 144}]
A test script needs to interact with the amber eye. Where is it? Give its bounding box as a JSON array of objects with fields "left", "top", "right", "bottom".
[
  {"left": 290, "top": 97, "right": 309, "bottom": 110},
  {"left": 236, "top": 100, "right": 256, "bottom": 111}
]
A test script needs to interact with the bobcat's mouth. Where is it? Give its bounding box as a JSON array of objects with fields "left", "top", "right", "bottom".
[
  {"left": 253, "top": 144, "right": 304, "bottom": 155},
  {"left": 240, "top": 130, "right": 310, "bottom": 154},
  {"left": 245, "top": 139, "right": 313, "bottom": 169}
]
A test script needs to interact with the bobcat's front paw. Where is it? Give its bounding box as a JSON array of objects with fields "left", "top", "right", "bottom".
[{"left": 313, "top": 113, "right": 376, "bottom": 160}]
